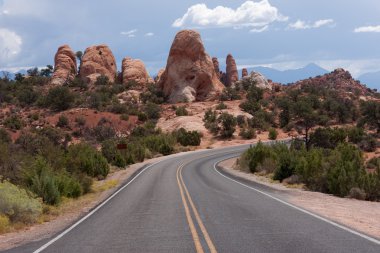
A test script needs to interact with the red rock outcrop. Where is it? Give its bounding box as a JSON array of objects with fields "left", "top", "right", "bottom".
[
  {"left": 226, "top": 54, "right": 239, "bottom": 86},
  {"left": 154, "top": 69, "right": 165, "bottom": 83},
  {"left": 122, "top": 57, "right": 153, "bottom": 87},
  {"left": 51, "top": 45, "right": 77, "bottom": 86},
  {"left": 242, "top": 68, "right": 248, "bottom": 78},
  {"left": 79, "top": 45, "right": 117, "bottom": 85},
  {"left": 212, "top": 57, "right": 220, "bottom": 78},
  {"left": 158, "top": 30, "right": 224, "bottom": 103}
]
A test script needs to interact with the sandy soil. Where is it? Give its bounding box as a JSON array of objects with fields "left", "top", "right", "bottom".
[{"left": 219, "top": 158, "right": 380, "bottom": 239}]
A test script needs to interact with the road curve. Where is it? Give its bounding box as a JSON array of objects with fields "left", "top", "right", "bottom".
[{"left": 4, "top": 144, "right": 380, "bottom": 253}]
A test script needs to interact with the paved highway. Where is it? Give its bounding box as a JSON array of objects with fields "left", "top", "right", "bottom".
[{"left": 5, "top": 144, "right": 380, "bottom": 253}]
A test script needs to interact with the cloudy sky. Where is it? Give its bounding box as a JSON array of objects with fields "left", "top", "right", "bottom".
[{"left": 1, "top": 0, "right": 380, "bottom": 78}]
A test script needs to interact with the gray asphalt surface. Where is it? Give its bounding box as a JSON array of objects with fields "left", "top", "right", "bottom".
[{"left": 4, "top": 144, "right": 380, "bottom": 253}]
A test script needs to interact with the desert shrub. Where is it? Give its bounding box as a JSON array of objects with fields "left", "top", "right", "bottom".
[
  {"left": 175, "top": 106, "right": 189, "bottom": 116},
  {"left": 0, "top": 128, "right": 11, "bottom": 143},
  {"left": 239, "top": 100, "right": 260, "bottom": 115},
  {"left": 175, "top": 128, "right": 201, "bottom": 146},
  {"left": 120, "top": 114, "right": 129, "bottom": 121},
  {"left": 243, "top": 142, "right": 274, "bottom": 173},
  {"left": 66, "top": 143, "right": 110, "bottom": 178},
  {"left": 4, "top": 115, "right": 24, "bottom": 130},
  {"left": 91, "top": 119, "right": 116, "bottom": 142},
  {"left": 0, "top": 180, "right": 42, "bottom": 224},
  {"left": 56, "top": 115, "right": 69, "bottom": 128},
  {"left": 326, "top": 143, "right": 365, "bottom": 197},
  {"left": 220, "top": 87, "right": 241, "bottom": 101},
  {"left": 347, "top": 127, "right": 365, "bottom": 144},
  {"left": 358, "top": 135, "right": 377, "bottom": 152},
  {"left": 144, "top": 102, "right": 161, "bottom": 120},
  {"left": 218, "top": 112, "right": 237, "bottom": 138},
  {"left": 236, "top": 115, "right": 246, "bottom": 127},
  {"left": 272, "top": 144, "right": 297, "bottom": 182},
  {"left": 108, "top": 102, "right": 128, "bottom": 114},
  {"left": 75, "top": 116, "right": 86, "bottom": 127},
  {"left": 309, "top": 127, "right": 346, "bottom": 149},
  {"left": 239, "top": 127, "right": 256, "bottom": 140},
  {"left": 268, "top": 128, "right": 278, "bottom": 140},
  {"left": 140, "top": 83, "right": 165, "bottom": 104},
  {"left": 44, "top": 86, "right": 75, "bottom": 111},
  {"left": 95, "top": 75, "right": 110, "bottom": 86},
  {"left": 16, "top": 88, "right": 39, "bottom": 106},
  {"left": 137, "top": 112, "right": 148, "bottom": 122},
  {"left": 216, "top": 102, "right": 227, "bottom": 110},
  {"left": 101, "top": 139, "right": 126, "bottom": 168},
  {"left": 56, "top": 173, "right": 82, "bottom": 198},
  {"left": 348, "top": 187, "right": 366, "bottom": 200},
  {"left": 23, "top": 157, "right": 61, "bottom": 205}
]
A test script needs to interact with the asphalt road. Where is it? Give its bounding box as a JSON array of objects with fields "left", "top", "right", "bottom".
[{"left": 5, "top": 144, "right": 380, "bottom": 253}]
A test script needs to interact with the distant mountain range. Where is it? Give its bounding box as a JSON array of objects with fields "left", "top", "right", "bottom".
[
  {"left": 358, "top": 71, "right": 380, "bottom": 90},
  {"left": 246, "top": 63, "right": 329, "bottom": 85}
]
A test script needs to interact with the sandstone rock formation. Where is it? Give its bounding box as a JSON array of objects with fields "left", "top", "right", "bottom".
[
  {"left": 121, "top": 57, "right": 153, "bottom": 87},
  {"left": 158, "top": 30, "right": 224, "bottom": 103},
  {"left": 242, "top": 71, "right": 272, "bottom": 90},
  {"left": 212, "top": 57, "right": 220, "bottom": 78},
  {"left": 242, "top": 68, "right": 248, "bottom": 78},
  {"left": 154, "top": 69, "right": 165, "bottom": 83},
  {"left": 226, "top": 54, "right": 239, "bottom": 86},
  {"left": 51, "top": 45, "right": 77, "bottom": 86},
  {"left": 79, "top": 45, "right": 117, "bottom": 85}
]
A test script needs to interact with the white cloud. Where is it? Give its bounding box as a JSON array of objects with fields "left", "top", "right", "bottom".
[
  {"left": 288, "top": 19, "right": 334, "bottom": 30},
  {"left": 354, "top": 25, "right": 380, "bottom": 33},
  {"left": 172, "top": 0, "right": 288, "bottom": 30},
  {"left": 0, "top": 28, "right": 22, "bottom": 65},
  {"left": 120, "top": 29, "right": 138, "bottom": 38},
  {"left": 145, "top": 32, "right": 154, "bottom": 37},
  {"left": 250, "top": 25, "right": 268, "bottom": 33}
]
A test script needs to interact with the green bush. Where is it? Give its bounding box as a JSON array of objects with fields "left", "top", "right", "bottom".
[
  {"left": 23, "top": 157, "right": 61, "bottom": 205},
  {"left": 216, "top": 102, "right": 227, "bottom": 110},
  {"left": 239, "top": 127, "right": 256, "bottom": 140},
  {"left": 95, "top": 75, "right": 110, "bottom": 86},
  {"left": 268, "top": 128, "right": 278, "bottom": 140},
  {"left": 218, "top": 112, "right": 237, "bottom": 138},
  {"left": 56, "top": 173, "right": 82, "bottom": 198},
  {"left": 101, "top": 139, "right": 126, "bottom": 168},
  {"left": 144, "top": 102, "right": 161, "bottom": 120},
  {"left": 66, "top": 143, "right": 110, "bottom": 178},
  {"left": 0, "top": 128, "right": 11, "bottom": 143},
  {"left": 358, "top": 135, "right": 377, "bottom": 152},
  {"left": 220, "top": 87, "right": 241, "bottom": 101},
  {"left": 0, "top": 214, "right": 10, "bottom": 234},
  {"left": 0, "top": 180, "right": 42, "bottom": 224},
  {"left": 4, "top": 115, "right": 24, "bottom": 130},
  {"left": 309, "top": 127, "right": 346, "bottom": 149},
  {"left": 120, "top": 114, "right": 129, "bottom": 121},
  {"left": 44, "top": 86, "right": 75, "bottom": 111},
  {"left": 236, "top": 115, "right": 246, "bottom": 127},
  {"left": 175, "top": 128, "right": 201, "bottom": 146},
  {"left": 56, "top": 115, "right": 69, "bottom": 128},
  {"left": 175, "top": 106, "right": 189, "bottom": 116}
]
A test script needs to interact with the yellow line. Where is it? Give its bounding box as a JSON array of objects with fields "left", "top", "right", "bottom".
[
  {"left": 179, "top": 165, "right": 218, "bottom": 253},
  {"left": 176, "top": 164, "right": 204, "bottom": 253}
]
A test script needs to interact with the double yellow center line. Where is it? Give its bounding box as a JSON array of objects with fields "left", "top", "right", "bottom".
[{"left": 176, "top": 162, "right": 217, "bottom": 253}]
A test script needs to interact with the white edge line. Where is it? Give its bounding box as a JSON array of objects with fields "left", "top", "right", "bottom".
[
  {"left": 33, "top": 161, "right": 160, "bottom": 253},
  {"left": 213, "top": 158, "right": 380, "bottom": 245}
]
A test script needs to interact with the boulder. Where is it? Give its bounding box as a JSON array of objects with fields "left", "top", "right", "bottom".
[
  {"left": 122, "top": 57, "right": 153, "bottom": 87},
  {"left": 226, "top": 54, "right": 239, "bottom": 86},
  {"left": 158, "top": 30, "right": 224, "bottom": 103},
  {"left": 243, "top": 71, "right": 272, "bottom": 90},
  {"left": 79, "top": 44, "right": 117, "bottom": 85},
  {"left": 51, "top": 45, "right": 77, "bottom": 86}
]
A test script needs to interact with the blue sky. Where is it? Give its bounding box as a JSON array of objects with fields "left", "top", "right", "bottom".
[{"left": 1, "top": 0, "right": 380, "bottom": 78}]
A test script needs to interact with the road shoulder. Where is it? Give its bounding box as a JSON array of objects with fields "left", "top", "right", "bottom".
[{"left": 218, "top": 157, "right": 380, "bottom": 240}]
